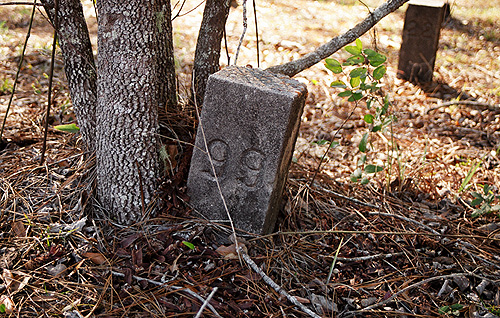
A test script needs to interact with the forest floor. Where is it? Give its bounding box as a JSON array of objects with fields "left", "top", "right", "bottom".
[{"left": 1, "top": 0, "right": 500, "bottom": 317}]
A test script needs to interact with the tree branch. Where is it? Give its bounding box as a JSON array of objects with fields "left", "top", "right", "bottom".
[{"left": 266, "top": 0, "right": 409, "bottom": 77}]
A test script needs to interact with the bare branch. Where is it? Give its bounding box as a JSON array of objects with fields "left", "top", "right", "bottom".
[{"left": 266, "top": 0, "right": 409, "bottom": 77}]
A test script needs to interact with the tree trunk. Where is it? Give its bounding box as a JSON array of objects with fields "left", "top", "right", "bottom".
[
  {"left": 41, "top": 0, "right": 97, "bottom": 150},
  {"left": 96, "top": 0, "right": 175, "bottom": 224},
  {"left": 191, "top": 0, "right": 231, "bottom": 106}
]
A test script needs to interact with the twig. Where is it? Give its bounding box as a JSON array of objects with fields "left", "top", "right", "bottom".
[
  {"left": 111, "top": 270, "right": 222, "bottom": 318},
  {"left": 326, "top": 248, "right": 425, "bottom": 263},
  {"left": 233, "top": 0, "right": 247, "bottom": 65},
  {"left": 311, "top": 184, "right": 379, "bottom": 209},
  {"left": 251, "top": 229, "right": 500, "bottom": 242},
  {"left": 266, "top": 0, "right": 409, "bottom": 76},
  {"left": 368, "top": 211, "right": 441, "bottom": 235},
  {"left": 194, "top": 286, "right": 218, "bottom": 318},
  {"left": 237, "top": 246, "right": 322, "bottom": 318},
  {"left": 342, "top": 273, "right": 475, "bottom": 317},
  {"left": 252, "top": 0, "right": 259, "bottom": 67},
  {"left": 40, "top": 0, "right": 59, "bottom": 164},
  {"left": 0, "top": 0, "right": 37, "bottom": 141},
  {"left": 0, "top": 1, "right": 43, "bottom": 5},
  {"left": 427, "top": 100, "right": 500, "bottom": 113}
]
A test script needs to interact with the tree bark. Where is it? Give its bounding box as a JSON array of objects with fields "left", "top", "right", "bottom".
[
  {"left": 41, "top": 0, "right": 97, "bottom": 150},
  {"left": 155, "top": 2, "right": 178, "bottom": 113},
  {"left": 96, "top": 0, "right": 173, "bottom": 224},
  {"left": 191, "top": 0, "right": 231, "bottom": 106},
  {"left": 266, "top": 0, "right": 409, "bottom": 77}
]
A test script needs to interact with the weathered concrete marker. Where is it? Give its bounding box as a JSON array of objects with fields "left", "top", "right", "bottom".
[
  {"left": 397, "top": 0, "right": 446, "bottom": 83},
  {"left": 187, "top": 66, "right": 307, "bottom": 235}
]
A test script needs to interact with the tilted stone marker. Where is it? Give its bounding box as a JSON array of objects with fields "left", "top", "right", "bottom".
[
  {"left": 397, "top": 0, "right": 446, "bottom": 83},
  {"left": 187, "top": 66, "right": 307, "bottom": 235}
]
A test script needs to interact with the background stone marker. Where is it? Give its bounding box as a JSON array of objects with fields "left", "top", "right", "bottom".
[
  {"left": 397, "top": 0, "right": 446, "bottom": 83},
  {"left": 187, "top": 66, "right": 307, "bottom": 235}
]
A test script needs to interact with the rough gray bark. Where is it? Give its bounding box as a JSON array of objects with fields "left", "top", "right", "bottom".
[
  {"left": 96, "top": 0, "right": 173, "bottom": 224},
  {"left": 191, "top": 0, "right": 231, "bottom": 106},
  {"left": 155, "top": 2, "right": 178, "bottom": 112},
  {"left": 266, "top": 0, "right": 410, "bottom": 77},
  {"left": 41, "top": 0, "right": 97, "bottom": 150}
]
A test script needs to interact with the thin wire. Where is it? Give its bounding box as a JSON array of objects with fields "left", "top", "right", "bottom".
[
  {"left": 40, "top": 0, "right": 59, "bottom": 164},
  {"left": 0, "top": 0, "right": 37, "bottom": 141}
]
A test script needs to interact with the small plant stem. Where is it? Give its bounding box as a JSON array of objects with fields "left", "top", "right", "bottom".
[
  {"left": 326, "top": 236, "right": 343, "bottom": 283},
  {"left": 0, "top": 0, "right": 37, "bottom": 141},
  {"left": 252, "top": 0, "right": 259, "bottom": 67},
  {"left": 41, "top": 0, "right": 59, "bottom": 164},
  {"left": 234, "top": 0, "right": 247, "bottom": 65},
  {"left": 308, "top": 101, "right": 359, "bottom": 187}
]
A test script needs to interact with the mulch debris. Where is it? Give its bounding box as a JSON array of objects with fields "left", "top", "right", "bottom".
[{"left": 1, "top": 0, "right": 500, "bottom": 317}]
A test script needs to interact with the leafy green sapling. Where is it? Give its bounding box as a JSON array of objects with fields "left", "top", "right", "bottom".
[{"left": 325, "top": 39, "right": 394, "bottom": 184}]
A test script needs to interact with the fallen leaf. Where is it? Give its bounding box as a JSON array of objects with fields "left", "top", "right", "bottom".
[
  {"left": 0, "top": 295, "right": 15, "bottom": 314},
  {"left": 82, "top": 252, "right": 107, "bottom": 265},
  {"left": 12, "top": 221, "right": 26, "bottom": 237}
]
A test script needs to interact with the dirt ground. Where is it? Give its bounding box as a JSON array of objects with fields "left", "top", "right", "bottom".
[{"left": 1, "top": 0, "right": 500, "bottom": 317}]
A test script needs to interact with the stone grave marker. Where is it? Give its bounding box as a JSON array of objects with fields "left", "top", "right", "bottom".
[
  {"left": 397, "top": 0, "right": 446, "bottom": 83},
  {"left": 187, "top": 66, "right": 307, "bottom": 235}
]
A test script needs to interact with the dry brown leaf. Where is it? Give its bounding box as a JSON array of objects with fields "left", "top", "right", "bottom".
[
  {"left": 82, "top": 252, "right": 107, "bottom": 265},
  {"left": 2, "top": 269, "right": 13, "bottom": 288},
  {"left": 2, "top": 270, "right": 30, "bottom": 295},
  {"left": 12, "top": 221, "right": 26, "bottom": 238},
  {"left": 215, "top": 243, "right": 247, "bottom": 260}
]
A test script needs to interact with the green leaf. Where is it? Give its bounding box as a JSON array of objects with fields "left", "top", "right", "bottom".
[
  {"left": 360, "top": 177, "right": 369, "bottom": 185},
  {"left": 343, "top": 55, "right": 364, "bottom": 65},
  {"left": 182, "top": 241, "right": 195, "bottom": 250},
  {"left": 345, "top": 45, "right": 361, "bottom": 56},
  {"left": 351, "top": 168, "right": 362, "bottom": 181},
  {"left": 365, "top": 164, "right": 384, "bottom": 173},
  {"left": 350, "top": 76, "right": 361, "bottom": 88},
  {"left": 350, "top": 67, "right": 367, "bottom": 78},
  {"left": 491, "top": 204, "right": 500, "bottom": 212},
  {"left": 0, "top": 303, "right": 5, "bottom": 313},
  {"left": 312, "top": 139, "right": 329, "bottom": 146},
  {"left": 363, "top": 48, "right": 377, "bottom": 56},
  {"left": 371, "top": 124, "right": 382, "bottom": 132},
  {"left": 366, "top": 99, "right": 373, "bottom": 109},
  {"left": 471, "top": 197, "right": 483, "bottom": 206},
  {"left": 483, "top": 184, "right": 491, "bottom": 195},
  {"left": 450, "top": 304, "right": 464, "bottom": 310},
  {"left": 348, "top": 92, "right": 363, "bottom": 101},
  {"left": 459, "top": 160, "right": 482, "bottom": 193},
  {"left": 367, "top": 52, "right": 387, "bottom": 67},
  {"left": 330, "top": 141, "right": 340, "bottom": 149},
  {"left": 364, "top": 114, "right": 374, "bottom": 124},
  {"left": 54, "top": 123, "right": 80, "bottom": 133},
  {"left": 338, "top": 90, "right": 352, "bottom": 97},
  {"left": 439, "top": 306, "right": 450, "bottom": 314},
  {"left": 359, "top": 132, "right": 369, "bottom": 152},
  {"left": 355, "top": 38, "right": 363, "bottom": 50},
  {"left": 330, "top": 80, "right": 347, "bottom": 88},
  {"left": 325, "top": 58, "right": 343, "bottom": 73},
  {"left": 373, "top": 65, "right": 387, "bottom": 80}
]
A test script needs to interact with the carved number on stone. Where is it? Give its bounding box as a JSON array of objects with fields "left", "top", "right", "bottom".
[
  {"left": 201, "top": 139, "right": 229, "bottom": 181},
  {"left": 238, "top": 148, "right": 264, "bottom": 188},
  {"left": 202, "top": 139, "right": 264, "bottom": 189}
]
